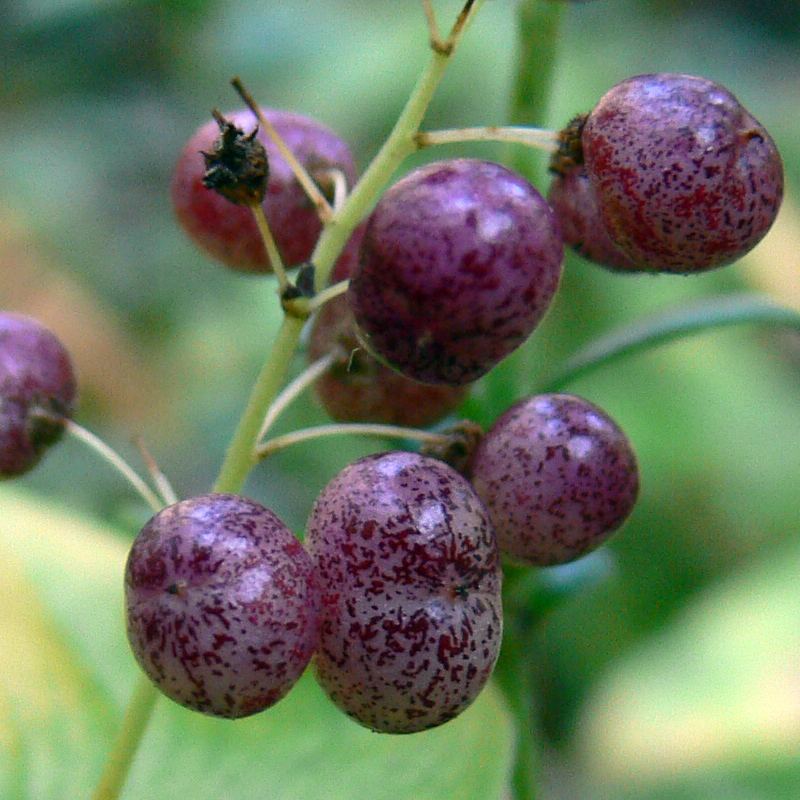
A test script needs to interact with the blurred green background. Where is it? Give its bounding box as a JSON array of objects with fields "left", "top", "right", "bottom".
[{"left": 2, "top": 1, "right": 800, "bottom": 798}]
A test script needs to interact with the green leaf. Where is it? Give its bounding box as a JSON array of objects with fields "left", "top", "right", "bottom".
[
  {"left": 0, "top": 489, "right": 515, "bottom": 800},
  {"left": 576, "top": 534, "right": 800, "bottom": 800}
]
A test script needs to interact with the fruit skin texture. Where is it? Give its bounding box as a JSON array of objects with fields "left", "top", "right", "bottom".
[
  {"left": 582, "top": 73, "right": 783, "bottom": 273},
  {"left": 125, "top": 493, "right": 321, "bottom": 719},
  {"left": 305, "top": 450, "right": 503, "bottom": 734},
  {"left": 171, "top": 108, "right": 357, "bottom": 273},
  {"left": 0, "top": 312, "right": 76, "bottom": 478},
  {"left": 547, "top": 165, "right": 640, "bottom": 272},
  {"left": 307, "top": 230, "right": 468, "bottom": 427},
  {"left": 467, "top": 394, "right": 639, "bottom": 567},
  {"left": 349, "top": 158, "right": 563, "bottom": 386}
]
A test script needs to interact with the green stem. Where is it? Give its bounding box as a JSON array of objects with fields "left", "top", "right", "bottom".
[
  {"left": 311, "top": 0, "right": 487, "bottom": 291},
  {"left": 214, "top": 314, "right": 306, "bottom": 494},
  {"left": 507, "top": 0, "right": 565, "bottom": 184},
  {"left": 538, "top": 293, "right": 800, "bottom": 393},
  {"left": 90, "top": 675, "right": 159, "bottom": 800}
]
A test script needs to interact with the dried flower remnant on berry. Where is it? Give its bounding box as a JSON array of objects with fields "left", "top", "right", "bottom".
[
  {"left": 419, "top": 419, "right": 485, "bottom": 474},
  {"left": 201, "top": 110, "right": 269, "bottom": 206},
  {"left": 549, "top": 113, "right": 587, "bottom": 176}
]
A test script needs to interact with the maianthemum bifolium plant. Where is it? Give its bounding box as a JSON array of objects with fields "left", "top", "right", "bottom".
[{"left": 2, "top": 1, "right": 799, "bottom": 798}]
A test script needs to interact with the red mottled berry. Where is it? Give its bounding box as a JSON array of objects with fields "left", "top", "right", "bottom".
[
  {"left": 582, "top": 73, "right": 783, "bottom": 273},
  {"left": 547, "top": 165, "right": 640, "bottom": 272},
  {"left": 171, "top": 108, "right": 357, "bottom": 273},
  {"left": 0, "top": 312, "right": 76, "bottom": 478},
  {"left": 349, "top": 159, "right": 563, "bottom": 386},
  {"left": 125, "top": 494, "right": 321, "bottom": 719},
  {"left": 308, "top": 228, "right": 468, "bottom": 427},
  {"left": 305, "top": 451, "right": 502, "bottom": 733},
  {"left": 467, "top": 394, "right": 639, "bottom": 567}
]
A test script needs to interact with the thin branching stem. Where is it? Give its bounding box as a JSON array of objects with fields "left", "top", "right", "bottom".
[
  {"left": 65, "top": 421, "right": 163, "bottom": 514},
  {"left": 231, "top": 76, "right": 334, "bottom": 224},
  {"left": 257, "top": 422, "right": 449, "bottom": 461}
]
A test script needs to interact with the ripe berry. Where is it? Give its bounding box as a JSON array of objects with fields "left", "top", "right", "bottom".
[
  {"left": 307, "top": 230, "right": 468, "bottom": 427},
  {"left": 305, "top": 451, "right": 502, "bottom": 734},
  {"left": 0, "top": 312, "right": 76, "bottom": 478},
  {"left": 348, "top": 158, "right": 563, "bottom": 386},
  {"left": 547, "top": 165, "right": 639, "bottom": 272},
  {"left": 467, "top": 394, "right": 639, "bottom": 567},
  {"left": 582, "top": 73, "right": 784, "bottom": 273},
  {"left": 125, "top": 494, "right": 321, "bottom": 719},
  {"left": 171, "top": 108, "right": 357, "bottom": 273}
]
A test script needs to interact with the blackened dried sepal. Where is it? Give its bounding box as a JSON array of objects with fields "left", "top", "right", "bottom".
[
  {"left": 201, "top": 110, "right": 269, "bottom": 205},
  {"left": 549, "top": 113, "right": 588, "bottom": 176}
]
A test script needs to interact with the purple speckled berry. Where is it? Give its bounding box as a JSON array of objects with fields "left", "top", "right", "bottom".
[
  {"left": 308, "top": 234, "right": 468, "bottom": 427},
  {"left": 172, "top": 108, "right": 357, "bottom": 273},
  {"left": 547, "top": 165, "right": 640, "bottom": 272},
  {"left": 125, "top": 493, "right": 321, "bottom": 719},
  {"left": 349, "top": 159, "right": 563, "bottom": 386},
  {"left": 582, "top": 73, "right": 784, "bottom": 273},
  {"left": 467, "top": 394, "right": 639, "bottom": 567},
  {"left": 0, "top": 312, "right": 76, "bottom": 478},
  {"left": 305, "top": 451, "right": 502, "bottom": 734}
]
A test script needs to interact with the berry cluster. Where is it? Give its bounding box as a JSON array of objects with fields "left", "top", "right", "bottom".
[{"left": 1, "top": 61, "right": 783, "bottom": 742}]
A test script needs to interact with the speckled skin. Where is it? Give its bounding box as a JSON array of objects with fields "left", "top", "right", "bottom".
[
  {"left": 349, "top": 159, "right": 563, "bottom": 386},
  {"left": 171, "top": 108, "right": 357, "bottom": 273},
  {"left": 308, "top": 237, "right": 468, "bottom": 427},
  {"left": 467, "top": 394, "right": 639, "bottom": 567},
  {"left": 125, "top": 494, "right": 321, "bottom": 719},
  {"left": 582, "top": 73, "right": 783, "bottom": 273},
  {"left": 0, "top": 312, "right": 76, "bottom": 478},
  {"left": 547, "top": 166, "right": 640, "bottom": 272},
  {"left": 305, "top": 451, "right": 502, "bottom": 733}
]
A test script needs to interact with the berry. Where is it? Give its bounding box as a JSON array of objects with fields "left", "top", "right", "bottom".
[
  {"left": 0, "top": 312, "right": 76, "bottom": 478},
  {"left": 547, "top": 165, "right": 640, "bottom": 272},
  {"left": 305, "top": 450, "right": 502, "bottom": 734},
  {"left": 171, "top": 108, "right": 357, "bottom": 273},
  {"left": 125, "top": 493, "right": 321, "bottom": 719},
  {"left": 348, "top": 158, "right": 563, "bottom": 386},
  {"left": 467, "top": 394, "right": 639, "bottom": 567},
  {"left": 307, "top": 229, "right": 468, "bottom": 427},
  {"left": 582, "top": 73, "right": 784, "bottom": 273}
]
